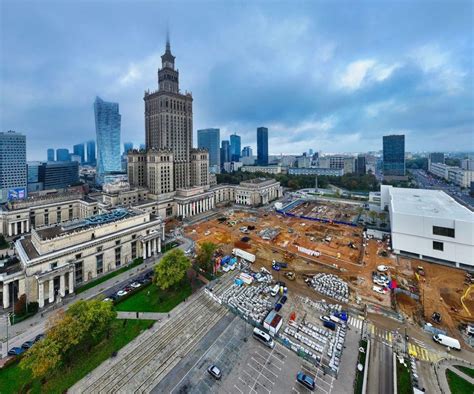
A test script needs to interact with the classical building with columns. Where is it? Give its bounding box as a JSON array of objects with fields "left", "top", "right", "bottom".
[
  {"left": 235, "top": 178, "right": 282, "bottom": 206},
  {"left": 1, "top": 208, "right": 164, "bottom": 309}
]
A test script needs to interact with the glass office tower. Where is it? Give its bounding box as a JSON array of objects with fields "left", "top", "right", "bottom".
[
  {"left": 197, "top": 128, "right": 220, "bottom": 167},
  {"left": 87, "top": 140, "right": 96, "bottom": 165},
  {"left": 94, "top": 96, "right": 121, "bottom": 184},
  {"left": 230, "top": 133, "right": 241, "bottom": 162},
  {"left": 56, "top": 148, "right": 70, "bottom": 162},
  {"left": 73, "top": 143, "right": 85, "bottom": 164},
  {"left": 383, "top": 134, "right": 405, "bottom": 176},
  {"left": 0, "top": 131, "right": 27, "bottom": 203},
  {"left": 257, "top": 127, "right": 269, "bottom": 166},
  {"left": 47, "top": 148, "right": 55, "bottom": 161}
]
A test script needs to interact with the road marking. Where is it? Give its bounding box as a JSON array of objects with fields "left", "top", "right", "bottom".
[
  {"left": 253, "top": 353, "right": 282, "bottom": 371},
  {"left": 248, "top": 359, "right": 277, "bottom": 382},
  {"left": 234, "top": 384, "right": 244, "bottom": 394}
]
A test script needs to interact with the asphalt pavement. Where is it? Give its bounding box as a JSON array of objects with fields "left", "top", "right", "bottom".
[{"left": 367, "top": 338, "right": 393, "bottom": 394}]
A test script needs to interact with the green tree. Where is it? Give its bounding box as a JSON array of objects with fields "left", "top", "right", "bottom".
[
  {"left": 0, "top": 234, "right": 8, "bottom": 249},
  {"left": 154, "top": 249, "right": 191, "bottom": 290},
  {"left": 196, "top": 242, "right": 217, "bottom": 273}
]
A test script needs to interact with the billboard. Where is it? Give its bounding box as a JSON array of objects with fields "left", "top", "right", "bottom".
[{"left": 8, "top": 187, "right": 26, "bottom": 201}]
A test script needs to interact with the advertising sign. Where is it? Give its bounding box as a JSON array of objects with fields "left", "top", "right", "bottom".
[{"left": 7, "top": 187, "right": 26, "bottom": 201}]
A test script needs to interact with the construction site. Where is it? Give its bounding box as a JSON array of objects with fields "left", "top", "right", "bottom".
[{"left": 185, "top": 205, "right": 474, "bottom": 342}]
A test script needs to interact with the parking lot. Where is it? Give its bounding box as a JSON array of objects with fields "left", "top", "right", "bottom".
[{"left": 162, "top": 315, "right": 337, "bottom": 394}]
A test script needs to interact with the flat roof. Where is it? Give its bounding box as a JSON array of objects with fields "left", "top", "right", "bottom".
[{"left": 389, "top": 187, "right": 474, "bottom": 221}]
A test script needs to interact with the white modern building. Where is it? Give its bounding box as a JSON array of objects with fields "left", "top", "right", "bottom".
[
  {"left": 381, "top": 185, "right": 474, "bottom": 269},
  {"left": 428, "top": 162, "right": 474, "bottom": 188}
]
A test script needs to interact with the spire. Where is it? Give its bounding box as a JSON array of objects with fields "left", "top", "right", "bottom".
[{"left": 166, "top": 26, "right": 170, "bottom": 52}]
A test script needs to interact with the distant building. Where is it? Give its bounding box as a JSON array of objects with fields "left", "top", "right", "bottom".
[
  {"left": 356, "top": 154, "right": 366, "bottom": 175},
  {"left": 86, "top": 140, "right": 96, "bottom": 165},
  {"left": 123, "top": 142, "right": 133, "bottom": 155},
  {"left": 242, "top": 146, "right": 253, "bottom": 157},
  {"left": 56, "top": 148, "right": 70, "bottom": 162},
  {"left": 47, "top": 148, "right": 55, "bottom": 162},
  {"left": 461, "top": 158, "right": 474, "bottom": 171},
  {"left": 38, "top": 161, "right": 80, "bottom": 190},
  {"left": 296, "top": 155, "right": 311, "bottom": 168},
  {"left": 242, "top": 165, "right": 283, "bottom": 175},
  {"left": 139, "top": 143, "right": 146, "bottom": 150},
  {"left": 257, "top": 127, "right": 269, "bottom": 166},
  {"left": 220, "top": 140, "right": 230, "bottom": 167},
  {"left": 0, "top": 131, "right": 27, "bottom": 203},
  {"left": 230, "top": 133, "right": 241, "bottom": 162},
  {"left": 344, "top": 157, "right": 356, "bottom": 174},
  {"left": 73, "top": 143, "right": 85, "bottom": 164},
  {"left": 223, "top": 161, "right": 243, "bottom": 173},
  {"left": 288, "top": 168, "right": 344, "bottom": 176},
  {"left": 94, "top": 96, "right": 122, "bottom": 185},
  {"left": 241, "top": 156, "right": 256, "bottom": 166},
  {"left": 197, "top": 128, "right": 220, "bottom": 169},
  {"left": 428, "top": 162, "right": 474, "bottom": 188},
  {"left": 383, "top": 134, "right": 406, "bottom": 178},
  {"left": 27, "top": 161, "right": 43, "bottom": 193}
]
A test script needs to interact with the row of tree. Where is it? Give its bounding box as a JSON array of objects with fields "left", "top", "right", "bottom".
[{"left": 216, "top": 171, "right": 379, "bottom": 192}]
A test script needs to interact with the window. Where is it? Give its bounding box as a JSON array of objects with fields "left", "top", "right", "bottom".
[
  {"left": 44, "top": 213, "right": 49, "bottom": 226},
  {"left": 115, "top": 247, "right": 121, "bottom": 267},
  {"left": 97, "top": 246, "right": 103, "bottom": 252},
  {"left": 433, "top": 226, "right": 455, "bottom": 238},
  {"left": 75, "top": 261, "right": 83, "bottom": 284},
  {"left": 131, "top": 241, "right": 137, "bottom": 259},
  {"left": 96, "top": 254, "right": 103, "bottom": 275},
  {"left": 50, "top": 262, "right": 58, "bottom": 270},
  {"left": 433, "top": 241, "right": 444, "bottom": 251}
]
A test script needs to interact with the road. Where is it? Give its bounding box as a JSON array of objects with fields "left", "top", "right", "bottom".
[{"left": 367, "top": 338, "right": 393, "bottom": 394}]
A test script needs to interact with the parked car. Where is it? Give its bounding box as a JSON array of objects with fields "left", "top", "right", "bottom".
[
  {"left": 103, "top": 297, "right": 113, "bottom": 302},
  {"left": 207, "top": 364, "right": 222, "bottom": 380},
  {"left": 296, "top": 372, "right": 315, "bottom": 390},
  {"left": 377, "top": 265, "right": 389, "bottom": 272},
  {"left": 280, "top": 296, "right": 288, "bottom": 304},
  {"left": 130, "top": 282, "right": 141, "bottom": 289},
  {"left": 275, "top": 303, "right": 282, "bottom": 312},
  {"left": 117, "top": 290, "right": 128, "bottom": 297},
  {"left": 34, "top": 334, "right": 45, "bottom": 342},
  {"left": 21, "top": 340, "right": 35, "bottom": 350},
  {"left": 8, "top": 347, "right": 25, "bottom": 356},
  {"left": 372, "top": 285, "right": 388, "bottom": 295},
  {"left": 320, "top": 315, "right": 331, "bottom": 323},
  {"left": 124, "top": 286, "right": 132, "bottom": 292}
]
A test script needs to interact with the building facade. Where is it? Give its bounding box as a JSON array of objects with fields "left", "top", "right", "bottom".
[
  {"left": 0, "top": 131, "right": 27, "bottom": 204},
  {"left": 288, "top": 168, "right": 344, "bottom": 176},
  {"left": 56, "top": 149, "right": 70, "bottom": 162},
  {"left": 73, "top": 143, "right": 85, "bottom": 164},
  {"left": 235, "top": 179, "right": 282, "bottom": 206},
  {"left": 356, "top": 154, "right": 366, "bottom": 175},
  {"left": 144, "top": 38, "right": 193, "bottom": 189},
  {"left": 257, "top": 127, "right": 269, "bottom": 166},
  {"left": 47, "top": 149, "right": 55, "bottom": 162},
  {"left": 230, "top": 133, "right": 241, "bottom": 162},
  {"left": 242, "top": 146, "right": 253, "bottom": 157},
  {"left": 87, "top": 140, "right": 96, "bottom": 165},
  {"left": 94, "top": 97, "right": 122, "bottom": 185},
  {"left": 38, "top": 161, "right": 80, "bottom": 190},
  {"left": 383, "top": 134, "right": 406, "bottom": 178},
  {"left": 242, "top": 165, "right": 283, "bottom": 174},
  {"left": 381, "top": 185, "right": 474, "bottom": 269}
]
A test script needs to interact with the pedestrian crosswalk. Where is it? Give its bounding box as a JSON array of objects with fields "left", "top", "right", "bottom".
[
  {"left": 407, "top": 342, "right": 442, "bottom": 362},
  {"left": 347, "top": 316, "right": 364, "bottom": 330},
  {"left": 367, "top": 323, "right": 393, "bottom": 345}
]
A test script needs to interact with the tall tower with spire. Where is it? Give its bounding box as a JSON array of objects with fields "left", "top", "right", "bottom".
[{"left": 143, "top": 34, "right": 193, "bottom": 189}]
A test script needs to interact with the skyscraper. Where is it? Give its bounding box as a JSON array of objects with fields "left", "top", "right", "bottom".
[
  {"left": 47, "top": 148, "right": 55, "bottom": 161},
  {"left": 38, "top": 161, "right": 79, "bottom": 190},
  {"left": 257, "top": 127, "right": 269, "bottom": 166},
  {"left": 383, "top": 134, "right": 405, "bottom": 177},
  {"left": 56, "top": 148, "right": 70, "bottom": 162},
  {"left": 242, "top": 146, "right": 253, "bottom": 157},
  {"left": 86, "top": 140, "right": 96, "bottom": 165},
  {"left": 123, "top": 142, "right": 133, "bottom": 155},
  {"left": 144, "top": 36, "right": 193, "bottom": 189},
  {"left": 220, "top": 140, "right": 230, "bottom": 165},
  {"left": 0, "top": 131, "right": 27, "bottom": 203},
  {"left": 94, "top": 96, "right": 121, "bottom": 184},
  {"left": 356, "top": 154, "right": 366, "bottom": 175},
  {"left": 73, "top": 143, "right": 85, "bottom": 164},
  {"left": 230, "top": 133, "right": 241, "bottom": 162},
  {"left": 197, "top": 128, "right": 220, "bottom": 168}
]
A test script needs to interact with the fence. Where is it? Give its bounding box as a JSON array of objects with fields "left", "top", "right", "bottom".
[{"left": 394, "top": 288, "right": 420, "bottom": 300}]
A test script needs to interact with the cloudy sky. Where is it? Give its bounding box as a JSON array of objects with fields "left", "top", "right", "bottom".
[{"left": 1, "top": 0, "right": 473, "bottom": 160}]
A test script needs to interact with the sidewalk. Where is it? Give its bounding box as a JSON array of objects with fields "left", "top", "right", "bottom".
[
  {"left": 434, "top": 358, "right": 474, "bottom": 393},
  {"left": 116, "top": 311, "right": 167, "bottom": 320}
]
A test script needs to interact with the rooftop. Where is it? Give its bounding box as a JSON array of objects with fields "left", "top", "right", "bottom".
[{"left": 389, "top": 187, "right": 474, "bottom": 221}]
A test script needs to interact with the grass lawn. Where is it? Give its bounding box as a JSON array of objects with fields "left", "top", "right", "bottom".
[
  {"left": 115, "top": 281, "right": 192, "bottom": 313},
  {"left": 354, "top": 340, "right": 367, "bottom": 394},
  {"left": 397, "top": 358, "right": 413, "bottom": 394},
  {"left": 446, "top": 369, "right": 474, "bottom": 394},
  {"left": 76, "top": 257, "right": 143, "bottom": 294},
  {"left": 0, "top": 319, "right": 153, "bottom": 394},
  {"left": 454, "top": 365, "right": 474, "bottom": 379}
]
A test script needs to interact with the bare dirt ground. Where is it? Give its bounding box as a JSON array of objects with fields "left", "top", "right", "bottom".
[{"left": 185, "top": 208, "right": 474, "bottom": 337}]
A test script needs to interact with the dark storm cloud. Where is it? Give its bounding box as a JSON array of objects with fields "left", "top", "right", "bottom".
[{"left": 1, "top": 0, "right": 472, "bottom": 159}]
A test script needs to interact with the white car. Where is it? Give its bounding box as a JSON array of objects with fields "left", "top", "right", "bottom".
[
  {"left": 204, "top": 230, "right": 211, "bottom": 236},
  {"left": 117, "top": 290, "right": 128, "bottom": 297},
  {"left": 319, "top": 315, "right": 331, "bottom": 323},
  {"left": 130, "top": 282, "right": 141, "bottom": 288},
  {"left": 377, "top": 265, "right": 389, "bottom": 272},
  {"left": 102, "top": 297, "right": 113, "bottom": 302},
  {"left": 374, "top": 277, "right": 389, "bottom": 286},
  {"left": 372, "top": 285, "right": 388, "bottom": 295}
]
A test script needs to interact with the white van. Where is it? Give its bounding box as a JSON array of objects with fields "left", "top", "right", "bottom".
[
  {"left": 432, "top": 334, "right": 461, "bottom": 350},
  {"left": 270, "top": 284, "right": 280, "bottom": 297},
  {"left": 253, "top": 327, "right": 275, "bottom": 348},
  {"left": 330, "top": 315, "right": 343, "bottom": 325}
]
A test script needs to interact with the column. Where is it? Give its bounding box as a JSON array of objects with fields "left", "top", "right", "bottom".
[
  {"left": 2, "top": 283, "right": 9, "bottom": 309},
  {"left": 59, "top": 274, "right": 65, "bottom": 297},
  {"left": 157, "top": 237, "right": 161, "bottom": 253},
  {"left": 48, "top": 279, "right": 54, "bottom": 303},
  {"left": 26, "top": 220, "right": 30, "bottom": 233},
  {"left": 148, "top": 241, "right": 152, "bottom": 257},
  {"left": 18, "top": 279, "right": 25, "bottom": 296},
  {"left": 68, "top": 272, "right": 74, "bottom": 294},
  {"left": 13, "top": 223, "right": 17, "bottom": 236},
  {"left": 154, "top": 238, "right": 158, "bottom": 254},
  {"left": 38, "top": 282, "right": 44, "bottom": 308},
  {"left": 8, "top": 223, "right": 12, "bottom": 237},
  {"left": 20, "top": 221, "right": 24, "bottom": 234},
  {"left": 142, "top": 241, "right": 147, "bottom": 260}
]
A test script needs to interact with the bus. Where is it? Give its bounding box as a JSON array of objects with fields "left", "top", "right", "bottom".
[{"left": 253, "top": 327, "right": 275, "bottom": 349}]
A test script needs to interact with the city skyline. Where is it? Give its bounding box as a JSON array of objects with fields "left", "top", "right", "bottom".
[{"left": 2, "top": 1, "right": 473, "bottom": 160}]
